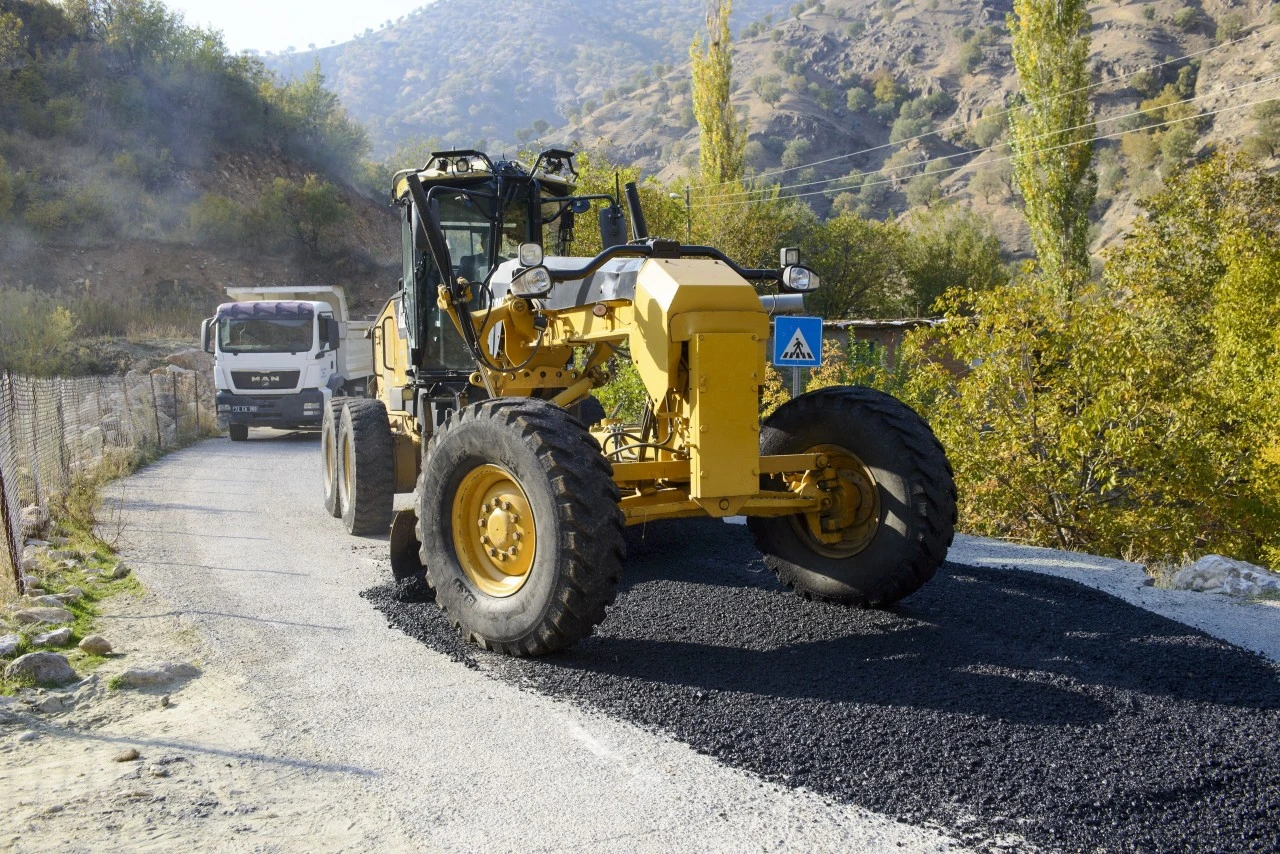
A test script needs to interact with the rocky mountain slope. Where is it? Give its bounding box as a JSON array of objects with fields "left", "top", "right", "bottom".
[{"left": 276, "top": 0, "right": 1280, "bottom": 253}]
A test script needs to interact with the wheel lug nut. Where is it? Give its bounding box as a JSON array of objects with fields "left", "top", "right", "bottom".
[
  {"left": 513, "top": 531, "right": 522, "bottom": 542},
  {"left": 477, "top": 518, "right": 486, "bottom": 527},
  {"left": 497, "top": 552, "right": 508, "bottom": 561},
  {"left": 487, "top": 547, "right": 498, "bottom": 557},
  {"left": 507, "top": 546, "right": 518, "bottom": 556},
  {"left": 502, "top": 501, "right": 513, "bottom": 511}
]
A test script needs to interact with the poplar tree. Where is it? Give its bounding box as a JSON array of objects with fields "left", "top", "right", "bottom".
[
  {"left": 1007, "top": 0, "right": 1097, "bottom": 293},
  {"left": 690, "top": 0, "right": 746, "bottom": 186}
]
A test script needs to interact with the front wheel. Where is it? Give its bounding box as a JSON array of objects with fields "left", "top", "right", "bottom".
[
  {"left": 748, "top": 386, "right": 956, "bottom": 607},
  {"left": 417, "top": 398, "right": 625, "bottom": 656}
]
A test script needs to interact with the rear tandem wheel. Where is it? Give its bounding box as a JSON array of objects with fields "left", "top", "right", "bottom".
[{"left": 336, "top": 399, "right": 396, "bottom": 536}]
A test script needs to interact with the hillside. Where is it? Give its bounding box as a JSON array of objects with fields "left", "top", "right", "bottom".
[
  {"left": 0, "top": 0, "right": 400, "bottom": 373},
  {"left": 275, "top": 0, "right": 1280, "bottom": 254},
  {"left": 267, "top": 0, "right": 784, "bottom": 157}
]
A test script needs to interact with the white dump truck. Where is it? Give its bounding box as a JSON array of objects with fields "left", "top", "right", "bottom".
[{"left": 201, "top": 286, "right": 374, "bottom": 441}]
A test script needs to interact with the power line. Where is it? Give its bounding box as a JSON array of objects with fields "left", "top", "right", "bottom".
[
  {"left": 696, "top": 72, "right": 1280, "bottom": 202},
  {"left": 695, "top": 21, "right": 1280, "bottom": 192},
  {"left": 693, "top": 94, "right": 1280, "bottom": 209}
]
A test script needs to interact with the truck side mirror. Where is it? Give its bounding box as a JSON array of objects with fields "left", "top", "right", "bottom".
[
  {"left": 326, "top": 317, "right": 341, "bottom": 351},
  {"left": 200, "top": 318, "right": 214, "bottom": 353}
]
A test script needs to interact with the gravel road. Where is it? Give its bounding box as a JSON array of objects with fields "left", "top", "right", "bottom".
[
  {"left": 118, "top": 434, "right": 1280, "bottom": 852},
  {"left": 112, "top": 434, "right": 962, "bottom": 852}
]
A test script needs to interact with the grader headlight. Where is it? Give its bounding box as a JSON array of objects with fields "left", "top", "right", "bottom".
[
  {"left": 781, "top": 265, "right": 820, "bottom": 293},
  {"left": 510, "top": 264, "right": 553, "bottom": 298}
]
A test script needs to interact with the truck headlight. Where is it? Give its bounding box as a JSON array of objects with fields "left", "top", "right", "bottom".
[
  {"left": 781, "top": 265, "right": 820, "bottom": 293},
  {"left": 510, "top": 265, "right": 553, "bottom": 298}
]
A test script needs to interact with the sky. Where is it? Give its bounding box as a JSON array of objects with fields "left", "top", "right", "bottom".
[{"left": 164, "top": 0, "right": 431, "bottom": 54}]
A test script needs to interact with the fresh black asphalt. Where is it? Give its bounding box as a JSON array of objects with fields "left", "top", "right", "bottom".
[{"left": 365, "top": 519, "right": 1280, "bottom": 853}]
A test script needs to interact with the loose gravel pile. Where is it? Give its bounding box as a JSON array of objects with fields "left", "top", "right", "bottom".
[{"left": 366, "top": 519, "right": 1280, "bottom": 853}]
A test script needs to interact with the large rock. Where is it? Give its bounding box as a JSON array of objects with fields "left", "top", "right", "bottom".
[
  {"left": 12, "top": 607, "right": 75, "bottom": 626},
  {"left": 33, "top": 627, "right": 72, "bottom": 647},
  {"left": 5, "top": 652, "right": 78, "bottom": 686},
  {"left": 78, "top": 635, "right": 112, "bottom": 655},
  {"left": 0, "top": 635, "right": 21, "bottom": 658},
  {"left": 1171, "top": 555, "right": 1280, "bottom": 597},
  {"left": 20, "top": 505, "right": 49, "bottom": 540},
  {"left": 166, "top": 348, "right": 214, "bottom": 374},
  {"left": 114, "top": 661, "right": 200, "bottom": 688}
]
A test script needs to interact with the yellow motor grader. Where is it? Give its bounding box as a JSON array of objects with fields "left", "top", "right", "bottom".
[{"left": 321, "top": 149, "right": 956, "bottom": 656}]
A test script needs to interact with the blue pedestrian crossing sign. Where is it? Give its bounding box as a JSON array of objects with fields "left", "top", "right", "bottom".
[{"left": 772, "top": 316, "right": 823, "bottom": 367}]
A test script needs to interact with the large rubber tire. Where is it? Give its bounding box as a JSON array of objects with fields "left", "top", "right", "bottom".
[
  {"left": 748, "top": 385, "right": 956, "bottom": 607},
  {"left": 321, "top": 397, "right": 346, "bottom": 518},
  {"left": 337, "top": 399, "right": 396, "bottom": 536},
  {"left": 417, "top": 398, "right": 625, "bottom": 656},
  {"left": 228, "top": 423, "right": 248, "bottom": 442}
]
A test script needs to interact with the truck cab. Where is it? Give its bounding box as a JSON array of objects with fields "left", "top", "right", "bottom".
[{"left": 202, "top": 286, "right": 373, "bottom": 441}]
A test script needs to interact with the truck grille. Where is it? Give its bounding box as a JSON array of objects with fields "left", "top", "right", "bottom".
[{"left": 231, "top": 370, "right": 300, "bottom": 390}]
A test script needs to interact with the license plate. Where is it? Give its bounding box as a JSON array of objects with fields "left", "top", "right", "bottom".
[{"left": 231, "top": 406, "right": 259, "bottom": 413}]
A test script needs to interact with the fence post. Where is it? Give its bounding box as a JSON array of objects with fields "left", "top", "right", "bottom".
[
  {"left": 170, "top": 372, "right": 179, "bottom": 441},
  {"left": 0, "top": 460, "right": 22, "bottom": 595},
  {"left": 148, "top": 373, "right": 163, "bottom": 448},
  {"left": 193, "top": 373, "right": 200, "bottom": 436}
]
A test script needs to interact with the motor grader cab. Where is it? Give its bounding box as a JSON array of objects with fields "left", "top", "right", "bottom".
[{"left": 322, "top": 148, "right": 956, "bottom": 656}]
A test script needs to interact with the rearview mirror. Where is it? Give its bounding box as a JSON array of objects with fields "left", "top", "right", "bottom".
[
  {"left": 200, "top": 318, "right": 214, "bottom": 353},
  {"left": 324, "top": 317, "right": 341, "bottom": 351},
  {"left": 570, "top": 198, "right": 592, "bottom": 214},
  {"left": 599, "top": 204, "right": 627, "bottom": 249}
]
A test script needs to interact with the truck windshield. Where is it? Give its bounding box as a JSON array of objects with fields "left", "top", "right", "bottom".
[{"left": 219, "top": 318, "right": 313, "bottom": 354}]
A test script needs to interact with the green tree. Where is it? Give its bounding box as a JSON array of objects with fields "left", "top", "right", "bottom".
[
  {"left": 899, "top": 205, "right": 1008, "bottom": 311},
  {"left": 1007, "top": 0, "right": 1097, "bottom": 293},
  {"left": 906, "top": 155, "right": 1280, "bottom": 568},
  {"left": 0, "top": 10, "right": 27, "bottom": 70},
  {"left": 690, "top": 0, "right": 746, "bottom": 185},
  {"left": 800, "top": 214, "right": 906, "bottom": 318},
  {"left": 259, "top": 175, "right": 349, "bottom": 257}
]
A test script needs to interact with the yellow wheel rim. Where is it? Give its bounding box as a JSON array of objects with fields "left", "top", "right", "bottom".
[
  {"left": 323, "top": 422, "right": 337, "bottom": 492},
  {"left": 341, "top": 427, "right": 354, "bottom": 500},
  {"left": 791, "top": 443, "right": 881, "bottom": 558},
  {"left": 450, "top": 464, "right": 536, "bottom": 598}
]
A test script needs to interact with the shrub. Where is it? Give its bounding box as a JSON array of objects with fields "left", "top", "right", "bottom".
[
  {"left": 780, "top": 138, "right": 813, "bottom": 170},
  {"left": 846, "top": 86, "right": 872, "bottom": 112},
  {"left": 1173, "top": 6, "right": 1199, "bottom": 31},
  {"left": 959, "top": 40, "right": 983, "bottom": 74},
  {"left": 23, "top": 198, "right": 71, "bottom": 231},
  {"left": 1215, "top": 11, "right": 1244, "bottom": 43},
  {"left": 904, "top": 155, "right": 1280, "bottom": 568},
  {"left": 189, "top": 193, "right": 247, "bottom": 246},
  {"left": 0, "top": 289, "right": 77, "bottom": 375},
  {"left": 0, "top": 154, "right": 12, "bottom": 219}
]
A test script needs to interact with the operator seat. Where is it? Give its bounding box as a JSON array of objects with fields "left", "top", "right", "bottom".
[{"left": 458, "top": 253, "right": 488, "bottom": 284}]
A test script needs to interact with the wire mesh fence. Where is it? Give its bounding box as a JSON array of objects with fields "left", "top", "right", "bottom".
[{"left": 0, "top": 368, "right": 216, "bottom": 599}]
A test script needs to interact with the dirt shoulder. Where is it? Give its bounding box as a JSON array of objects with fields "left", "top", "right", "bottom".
[{"left": 1, "top": 586, "right": 405, "bottom": 852}]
